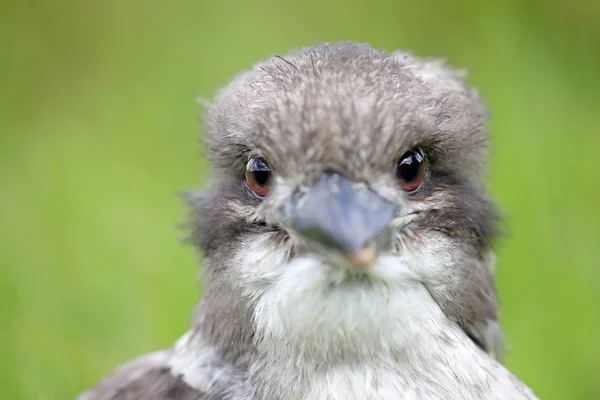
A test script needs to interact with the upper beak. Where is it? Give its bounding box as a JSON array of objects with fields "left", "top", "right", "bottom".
[{"left": 280, "top": 173, "right": 398, "bottom": 267}]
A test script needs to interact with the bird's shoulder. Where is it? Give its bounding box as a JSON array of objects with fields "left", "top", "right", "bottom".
[{"left": 76, "top": 349, "right": 214, "bottom": 400}]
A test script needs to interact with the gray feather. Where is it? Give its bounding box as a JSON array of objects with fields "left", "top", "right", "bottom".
[{"left": 77, "top": 351, "right": 210, "bottom": 400}]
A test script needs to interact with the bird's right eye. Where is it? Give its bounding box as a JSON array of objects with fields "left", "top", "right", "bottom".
[
  {"left": 245, "top": 157, "right": 272, "bottom": 197},
  {"left": 396, "top": 148, "right": 426, "bottom": 192}
]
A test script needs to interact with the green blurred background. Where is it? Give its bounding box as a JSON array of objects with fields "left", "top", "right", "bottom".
[{"left": 1, "top": 0, "right": 599, "bottom": 398}]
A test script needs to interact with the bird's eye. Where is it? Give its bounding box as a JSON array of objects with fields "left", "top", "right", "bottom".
[
  {"left": 396, "top": 148, "right": 426, "bottom": 192},
  {"left": 245, "top": 157, "right": 272, "bottom": 197}
]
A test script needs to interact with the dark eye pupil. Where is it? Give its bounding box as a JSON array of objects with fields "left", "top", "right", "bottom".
[
  {"left": 253, "top": 170, "right": 270, "bottom": 186},
  {"left": 248, "top": 158, "right": 271, "bottom": 187},
  {"left": 397, "top": 153, "right": 421, "bottom": 182}
]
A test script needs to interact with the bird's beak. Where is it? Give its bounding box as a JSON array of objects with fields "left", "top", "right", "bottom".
[{"left": 280, "top": 173, "right": 398, "bottom": 268}]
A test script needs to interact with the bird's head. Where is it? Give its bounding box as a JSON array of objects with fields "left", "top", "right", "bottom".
[{"left": 189, "top": 43, "right": 502, "bottom": 359}]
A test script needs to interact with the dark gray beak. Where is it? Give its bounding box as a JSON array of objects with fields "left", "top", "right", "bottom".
[{"left": 281, "top": 173, "right": 398, "bottom": 266}]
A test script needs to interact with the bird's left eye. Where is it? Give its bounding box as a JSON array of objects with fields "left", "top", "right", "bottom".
[
  {"left": 245, "top": 157, "right": 272, "bottom": 197},
  {"left": 396, "top": 148, "right": 426, "bottom": 192}
]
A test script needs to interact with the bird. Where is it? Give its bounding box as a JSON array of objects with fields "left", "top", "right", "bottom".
[{"left": 78, "top": 42, "right": 538, "bottom": 400}]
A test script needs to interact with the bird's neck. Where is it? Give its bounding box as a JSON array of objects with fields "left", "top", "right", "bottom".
[
  {"left": 194, "top": 270, "right": 469, "bottom": 365},
  {"left": 174, "top": 281, "right": 500, "bottom": 399},
  {"left": 261, "top": 281, "right": 470, "bottom": 359}
]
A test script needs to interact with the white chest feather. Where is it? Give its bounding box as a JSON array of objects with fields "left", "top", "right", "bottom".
[
  {"left": 245, "top": 257, "right": 533, "bottom": 399},
  {"left": 170, "top": 250, "right": 537, "bottom": 399}
]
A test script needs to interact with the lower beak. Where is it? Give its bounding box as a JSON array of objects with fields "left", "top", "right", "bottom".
[{"left": 281, "top": 173, "right": 398, "bottom": 267}]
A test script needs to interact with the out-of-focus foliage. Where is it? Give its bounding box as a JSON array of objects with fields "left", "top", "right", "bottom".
[{"left": 1, "top": 1, "right": 599, "bottom": 399}]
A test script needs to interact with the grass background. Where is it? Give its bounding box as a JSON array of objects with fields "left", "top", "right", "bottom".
[{"left": 1, "top": 0, "right": 599, "bottom": 398}]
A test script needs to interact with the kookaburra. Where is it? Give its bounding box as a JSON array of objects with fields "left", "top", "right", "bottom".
[{"left": 78, "top": 43, "right": 537, "bottom": 399}]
